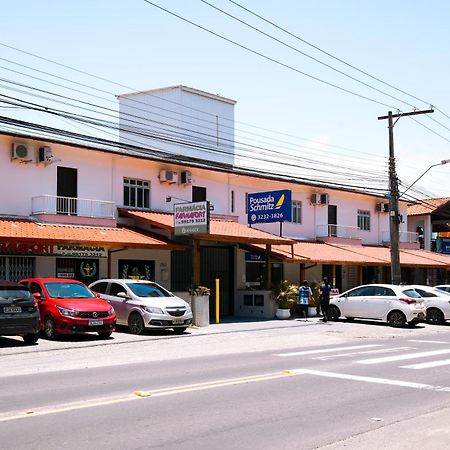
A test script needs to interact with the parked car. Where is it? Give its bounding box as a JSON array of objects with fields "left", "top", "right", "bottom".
[
  {"left": 328, "top": 284, "right": 426, "bottom": 327},
  {"left": 435, "top": 285, "right": 450, "bottom": 294},
  {"left": 89, "top": 279, "right": 193, "bottom": 334},
  {"left": 404, "top": 285, "right": 450, "bottom": 325},
  {"left": 19, "top": 278, "right": 116, "bottom": 340},
  {"left": 0, "top": 280, "right": 40, "bottom": 344}
]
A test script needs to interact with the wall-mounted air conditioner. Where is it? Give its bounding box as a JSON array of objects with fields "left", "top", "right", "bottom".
[
  {"left": 320, "top": 193, "right": 330, "bottom": 204},
  {"left": 11, "top": 143, "right": 33, "bottom": 163},
  {"left": 310, "top": 193, "right": 321, "bottom": 205},
  {"left": 180, "top": 170, "right": 192, "bottom": 185},
  {"left": 159, "top": 170, "right": 178, "bottom": 183},
  {"left": 376, "top": 202, "right": 390, "bottom": 213}
]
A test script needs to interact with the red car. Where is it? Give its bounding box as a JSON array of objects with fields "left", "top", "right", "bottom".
[{"left": 19, "top": 278, "right": 116, "bottom": 340}]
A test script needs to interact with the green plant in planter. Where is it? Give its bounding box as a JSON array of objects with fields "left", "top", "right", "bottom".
[
  {"left": 189, "top": 285, "right": 211, "bottom": 296},
  {"left": 272, "top": 280, "right": 298, "bottom": 309}
]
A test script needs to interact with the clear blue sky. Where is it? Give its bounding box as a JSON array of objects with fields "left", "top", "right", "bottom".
[{"left": 1, "top": 0, "right": 449, "bottom": 198}]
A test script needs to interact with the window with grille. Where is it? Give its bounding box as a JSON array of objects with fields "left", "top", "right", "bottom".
[
  {"left": 0, "top": 256, "right": 35, "bottom": 281},
  {"left": 291, "top": 200, "right": 302, "bottom": 223},
  {"left": 123, "top": 178, "right": 150, "bottom": 209},
  {"left": 357, "top": 210, "right": 371, "bottom": 231}
]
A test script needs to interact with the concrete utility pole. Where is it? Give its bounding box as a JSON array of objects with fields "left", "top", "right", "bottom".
[{"left": 378, "top": 108, "right": 434, "bottom": 285}]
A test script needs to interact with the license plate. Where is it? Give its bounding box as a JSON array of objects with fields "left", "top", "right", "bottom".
[
  {"left": 172, "top": 319, "right": 184, "bottom": 325},
  {"left": 4, "top": 306, "right": 21, "bottom": 313},
  {"left": 88, "top": 319, "right": 103, "bottom": 326}
]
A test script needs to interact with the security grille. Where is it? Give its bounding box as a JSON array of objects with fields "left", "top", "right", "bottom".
[{"left": 0, "top": 256, "right": 35, "bottom": 281}]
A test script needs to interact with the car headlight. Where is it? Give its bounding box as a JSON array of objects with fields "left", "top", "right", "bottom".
[
  {"left": 186, "top": 305, "right": 192, "bottom": 313},
  {"left": 56, "top": 306, "right": 79, "bottom": 317},
  {"left": 142, "top": 306, "right": 163, "bottom": 314},
  {"left": 108, "top": 308, "right": 115, "bottom": 316}
]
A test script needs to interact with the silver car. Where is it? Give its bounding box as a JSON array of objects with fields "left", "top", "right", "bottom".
[{"left": 89, "top": 279, "right": 192, "bottom": 334}]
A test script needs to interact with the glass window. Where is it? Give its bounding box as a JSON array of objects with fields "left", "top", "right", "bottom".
[
  {"left": 109, "top": 283, "right": 128, "bottom": 297},
  {"left": 44, "top": 282, "right": 95, "bottom": 299},
  {"left": 123, "top": 178, "right": 150, "bottom": 208},
  {"left": 291, "top": 201, "right": 302, "bottom": 224},
  {"left": 0, "top": 286, "right": 32, "bottom": 301},
  {"left": 415, "top": 289, "right": 436, "bottom": 297},
  {"left": 357, "top": 210, "right": 371, "bottom": 231},
  {"left": 348, "top": 286, "right": 375, "bottom": 297},
  {"left": 127, "top": 282, "right": 172, "bottom": 298},
  {"left": 402, "top": 289, "right": 422, "bottom": 298},
  {"left": 90, "top": 281, "right": 108, "bottom": 294},
  {"left": 373, "top": 286, "right": 395, "bottom": 296}
]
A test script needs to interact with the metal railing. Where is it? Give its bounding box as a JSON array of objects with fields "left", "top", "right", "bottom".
[
  {"left": 382, "top": 231, "right": 418, "bottom": 244},
  {"left": 316, "top": 224, "right": 361, "bottom": 239},
  {"left": 32, "top": 195, "right": 115, "bottom": 219}
]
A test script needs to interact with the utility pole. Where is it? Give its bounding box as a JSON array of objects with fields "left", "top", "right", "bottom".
[{"left": 378, "top": 108, "right": 434, "bottom": 285}]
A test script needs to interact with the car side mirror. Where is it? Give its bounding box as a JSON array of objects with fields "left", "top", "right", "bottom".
[
  {"left": 94, "top": 292, "right": 101, "bottom": 298},
  {"left": 117, "top": 292, "right": 129, "bottom": 299},
  {"left": 32, "top": 292, "right": 42, "bottom": 301}
]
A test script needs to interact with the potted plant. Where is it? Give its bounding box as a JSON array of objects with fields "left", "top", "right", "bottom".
[
  {"left": 272, "top": 280, "right": 298, "bottom": 319},
  {"left": 188, "top": 285, "right": 211, "bottom": 327},
  {"left": 309, "top": 281, "right": 320, "bottom": 317}
]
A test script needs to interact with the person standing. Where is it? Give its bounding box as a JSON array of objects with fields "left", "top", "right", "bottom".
[
  {"left": 298, "top": 280, "right": 312, "bottom": 321},
  {"left": 319, "top": 277, "right": 331, "bottom": 322}
]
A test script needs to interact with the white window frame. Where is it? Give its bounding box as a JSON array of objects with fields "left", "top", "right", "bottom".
[
  {"left": 123, "top": 178, "right": 150, "bottom": 209},
  {"left": 357, "top": 210, "right": 371, "bottom": 231},
  {"left": 291, "top": 200, "right": 302, "bottom": 224}
]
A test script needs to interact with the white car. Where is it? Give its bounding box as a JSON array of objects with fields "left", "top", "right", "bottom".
[
  {"left": 435, "top": 285, "right": 450, "bottom": 294},
  {"left": 328, "top": 284, "right": 426, "bottom": 327},
  {"left": 404, "top": 285, "right": 450, "bottom": 325},
  {"left": 89, "top": 279, "right": 193, "bottom": 334}
]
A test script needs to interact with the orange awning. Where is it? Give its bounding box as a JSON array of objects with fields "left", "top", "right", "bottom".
[
  {"left": 120, "top": 210, "right": 295, "bottom": 245},
  {"left": 0, "top": 218, "right": 184, "bottom": 249}
]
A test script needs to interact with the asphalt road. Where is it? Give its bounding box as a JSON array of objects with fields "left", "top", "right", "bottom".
[{"left": 1, "top": 318, "right": 450, "bottom": 449}]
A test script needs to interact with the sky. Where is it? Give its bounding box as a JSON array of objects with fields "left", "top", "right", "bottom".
[{"left": 1, "top": 0, "right": 449, "bottom": 199}]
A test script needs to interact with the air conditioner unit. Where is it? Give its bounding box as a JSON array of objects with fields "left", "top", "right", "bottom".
[
  {"left": 159, "top": 170, "right": 178, "bottom": 183},
  {"left": 376, "top": 202, "right": 390, "bottom": 213},
  {"left": 320, "top": 193, "right": 330, "bottom": 204},
  {"left": 11, "top": 143, "right": 33, "bottom": 162},
  {"left": 38, "top": 146, "right": 53, "bottom": 163},
  {"left": 180, "top": 170, "right": 192, "bottom": 185},
  {"left": 310, "top": 193, "right": 321, "bottom": 205}
]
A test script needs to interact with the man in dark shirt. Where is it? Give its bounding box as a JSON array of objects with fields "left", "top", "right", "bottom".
[{"left": 319, "top": 277, "right": 331, "bottom": 322}]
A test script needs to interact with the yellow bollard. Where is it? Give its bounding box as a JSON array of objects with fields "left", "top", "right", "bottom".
[{"left": 215, "top": 278, "right": 220, "bottom": 324}]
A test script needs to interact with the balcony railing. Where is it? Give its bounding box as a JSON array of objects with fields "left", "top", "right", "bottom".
[
  {"left": 316, "top": 224, "right": 361, "bottom": 239},
  {"left": 32, "top": 195, "right": 115, "bottom": 219},
  {"left": 382, "top": 231, "right": 419, "bottom": 244}
]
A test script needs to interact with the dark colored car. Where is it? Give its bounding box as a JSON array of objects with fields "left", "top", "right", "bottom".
[
  {"left": 0, "top": 280, "right": 40, "bottom": 344},
  {"left": 19, "top": 278, "right": 116, "bottom": 340}
]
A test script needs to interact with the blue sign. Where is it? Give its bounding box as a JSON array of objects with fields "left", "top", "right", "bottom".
[
  {"left": 437, "top": 238, "right": 450, "bottom": 255},
  {"left": 247, "top": 190, "right": 292, "bottom": 224}
]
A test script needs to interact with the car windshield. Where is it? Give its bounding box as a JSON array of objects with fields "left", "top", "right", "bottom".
[
  {"left": 127, "top": 283, "right": 173, "bottom": 298},
  {"left": 402, "top": 289, "right": 422, "bottom": 298},
  {"left": 0, "top": 287, "right": 32, "bottom": 301},
  {"left": 44, "top": 282, "right": 95, "bottom": 299}
]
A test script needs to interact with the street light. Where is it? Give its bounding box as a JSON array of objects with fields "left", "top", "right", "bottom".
[{"left": 400, "top": 159, "right": 450, "bottom": 198}]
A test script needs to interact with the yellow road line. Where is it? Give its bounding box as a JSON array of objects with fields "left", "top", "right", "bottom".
[{"left": 0, "top": 371, "right": 298, "bottom": 423}]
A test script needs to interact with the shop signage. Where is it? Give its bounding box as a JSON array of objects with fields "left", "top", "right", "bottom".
[
  {"left": 437, "top": 237, "right": 450, "bottom": 255},
  {"left": 247, "top": 190, "right": 292, "bottom": 224},
  {"left": 174, "top": 201, "right": 210, "bottom": 236},
  {"left": 53, "top": 245, "right": 108, "bottom": 258},
  {"left": 0, "top": 242, "right": 53, "bottom": 255},
  {"left": 245, "top": 252, "right": 266, "bottom": 262}
]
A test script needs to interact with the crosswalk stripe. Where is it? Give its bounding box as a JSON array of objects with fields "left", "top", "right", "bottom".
[
  {"left": 312, "top": 347, "right": 413, "bottom": 360},
  {"left": 401, "top": 359, "right": 450, "bottom": 370},
  {"left": 274, "top": 344, "right": 382, "bottom": 357},
  {"left": 291, "top": 368, "right": 450, "bottom": 392},
  {"left": 357, "top": 348, "right": 450, "bottom": 365},
  {"left": 408, "top": 340, "right": 449, "bottom": 344}
]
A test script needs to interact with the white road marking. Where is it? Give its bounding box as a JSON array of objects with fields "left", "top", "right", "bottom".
[
  {"left": 291, "top": 368, "right": 450, "bottom": 392},
  {"left": 274, "top": 344, "right": 383, "bottom": 357},
  {"left": 401, "top": 359, "right": 450, "bottom": 370},
  {"left": 357, "top": 349, "right": 450, "bottom": 365},
  {"left": 408, "top": 340, "right": 449, "bottom": 344},
  {"left": 312, "top": 347, "right": 413, "bottom": 360}
]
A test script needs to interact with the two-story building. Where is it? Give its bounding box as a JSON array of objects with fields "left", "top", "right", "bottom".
[{"left": 0, "top": 85, "right": 448, "bottom": 319}]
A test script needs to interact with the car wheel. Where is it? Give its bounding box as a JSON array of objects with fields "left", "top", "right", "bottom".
[
  {"left": 98, "top": 331, "right": 113, "bottom": 338},
  {"left": 327, "top": 305, "right": 341, "bottom": 321},
  {"left": 128, "top": 312, "right": 145, "bottom": 335},
  {"left": 43, "top": 316, "right": 58, "bottom": 340},
  {"left": 173, "top": 327, "right": 187, "bottom": 334},
  {"left": 23, "top": 332, "right": 39, "bottom": 345},
  {"left": 387, "top": 310, "right": 406, "bottom": 328},
  {"left": 426, "top": 308, "right": 445, "bottom": 325}
]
